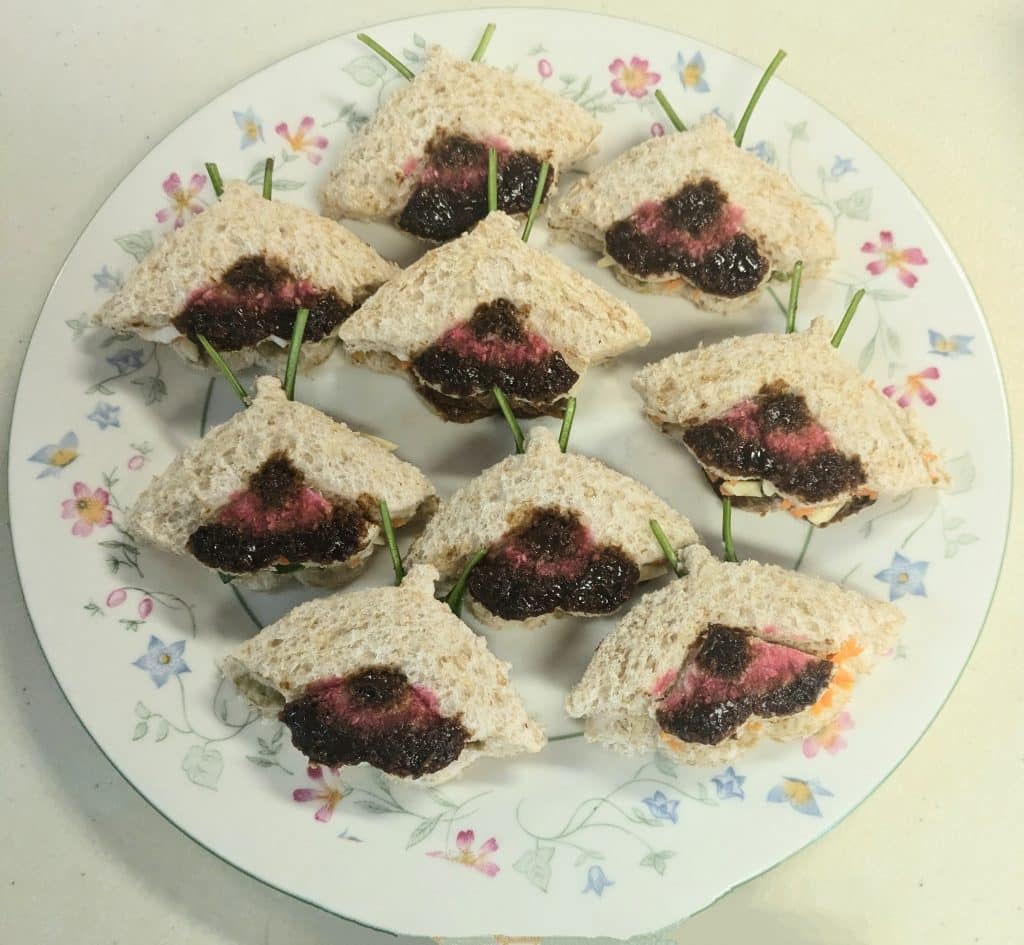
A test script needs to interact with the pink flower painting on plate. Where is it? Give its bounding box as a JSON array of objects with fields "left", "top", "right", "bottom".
[
  {"left": 609, "top": 56, "right": 660, "bottom": 98},
  {"left": 155, "top": 172, "right": 207, "bottom": 228},
  {"left": 883, "top": 367, "right": 940, "bottom": 407},
  {"left": 275, "top": 116, "right": 329, "bottom": 164},
  {"left": 61, "top": 482, "right": 113, "bottom": 537},
  {"left": 861, "top": 230, "right": 927, "bottom": 288},
  {"left": 427, "top": 829, "right": 500, "bottom": 877}
]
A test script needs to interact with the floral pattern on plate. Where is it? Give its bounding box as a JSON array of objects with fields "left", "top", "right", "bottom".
[{"left": 8, "top": 12, "right": 1007, "bottom": 941}]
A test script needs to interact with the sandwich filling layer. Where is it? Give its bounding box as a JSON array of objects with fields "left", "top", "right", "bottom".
[
  {"left": 411, "top": 298, "right": 578, "bottom": 422},
  {"left": 280, "top": 667, "right": 468, "bottom": 778},
  {"left": 603, "top": 178, "right": 768, "bottom": 298},
  {"left": 398, "top": 134, "right": 552, "bottom": 242},
  {"left": 655, "top": 624, "right": 833, "bottom": 745},
  {"left": 468, "top": 507, "right": 639, "bottom": 621},
  {"left": 186, "top": 452, "right": 372, "bottom": 573},
  {"left": 173, "top": 256, "right": 358, "bottom": 351},
  {"left": 681, "top": 382, "right": 871, "bottom": 523}
]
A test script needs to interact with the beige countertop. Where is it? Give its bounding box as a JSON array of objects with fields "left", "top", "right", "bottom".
[{"left": 1, "top": 1, "right": 1021, "bottom": 942}]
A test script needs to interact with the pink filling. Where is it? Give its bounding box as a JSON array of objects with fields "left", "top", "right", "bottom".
[
  {"left": 763, "top": 426, "right": 832, "bottom": 460},
  {"left": 498, "top": 523, "right": 597, "bottom": 579},
  {"left": 420, "top": 163, "right": 490, "bottom": 190},
  {"left": 216, "top": 487, "right": 332, "bottom": 534},
  {"left": 651, "top": 670, "right": 678, "bottom": 698},
  {"left": 721, "top": 400, "right": 761, "bottom": 440},
  {"left": 722, "top": 398, "right": 835, "bottom": 463},
  {"left": 659, "top": 635, "right": 822, "bottom": 712},
  {"left": 405, "top": 136, "right": 512, "bottom": 189},
  {"left": 312, "top": 677, "right": 443, "bottom": 731},
  {"left": 186, "top": 278, "right": 320, "bottom": 314},
  {"left": 439, "top": 322, "right": 552, "bottom": 367},
  {"left": 633, "top": 201, "right": 745, "bottom": 257}
]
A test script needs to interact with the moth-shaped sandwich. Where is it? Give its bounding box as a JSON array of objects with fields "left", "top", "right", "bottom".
[
  {"left": 632, "top": 318, "right": 945, "bottom": 526},
  {"left": 339, "top": 212, "right": 650, "bottom": 421},
  {"left": 322, "top": 36, "right": 600, "bottom": 242},
  {"left": 127, "top": 376, "right": 436, "bottom": 588},
  {"left": 549, "top": 53, "right": 836, "bottom": 311},
  {"left": 221, "top": 564, "right": 545, "bottom": 782},
  {"left": 567, "top": 545, "right": 903, "bottom": 764},
  {"left": 93, "top": 179, "right": 397, "bottom": 372},
  {"left": 408, "top": 426, "right": 699, "bottom": 627}
]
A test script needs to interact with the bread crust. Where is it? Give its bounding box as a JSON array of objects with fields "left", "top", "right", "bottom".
[
  {"left": 321, "top": 45, "right": 601, "bottom": 223},
  {"left": 632, "top": 317, "right": 946, "bottom": 520},
  {"left": 566, "top": 545, "right": 903, "bottom": 764},
  {"left": 92, "top": 181, "right": 398, "bottom": 372},
  {"left": 127, "top": 376, "right": 436, "bottom": 588},
  {"left": 408, "top": 426, "right": 699, "bottom": 627},
  {"left": 221, "top": 565, "right": 546, "bottom": 783},
  {"left": 339, "top": 212, "right": 649, "bottom": 370},
  {"left": 548, "top": 116, "right": 836, "bottom": 312}
]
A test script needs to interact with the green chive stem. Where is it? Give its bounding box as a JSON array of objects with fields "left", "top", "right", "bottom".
[
  {"left": 283, "top": 307, "right": 309, "bottom": 401},
  {"left": 379, "top": 499, "right": 405, "bottom": 585},
  {"left": 492, "top": 386, "right": 524, "bottom": 453},
  {"left": 734, "top": 48, "right": 787, "bottom": 147},
  {"left": 471, "top": 23, "right": 496, "bottom": 62},
  {"left": 650, "top": 519, "right": 684, "bottom": 577},
  {"left": 196, "top": 333, "right": 248, "bottom": 404},
  {"left": 487, "top": 147, "right": 499, "bottom": 213},
  {"left": 357, "top": 33, "right": 415, "bottom": 80},
  {"left": 557, "top": 396, "right": 577, "bottom": 452},
  {"left": 205, "top": 163, "right": 224, "bottom": 198},
  {"left": 262, "top": 157, "right": 274, "bottom": 200},
  {"left": 722, "top": 497, "right": 739, "bottom": 562},
  {"left": 520, "top": 160, "right": 550, "bottom": 242},
  {"left": 654, "top": 90, "right": 686, "bottom": 132},
  {"left": 445, "top": 548, "right": 488, "bottom": 617},
  {"left": 785, "top": 261, "right": 803, "bottom": 333},
  {"left": 831, "top": 289, "right": 866, "bottom": 348}
]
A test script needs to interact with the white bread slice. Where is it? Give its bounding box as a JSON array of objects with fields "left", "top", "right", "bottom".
[
  {"left": 566, "top": 545, "right": 903, "bottom": 766},
  {"left": 548, "top": 115, "right": 836, "bottom": 313},
  {"left": 321, "top": 44, "right": 600, "bottom": 224},
  {"left": 407, "top": 426, "right": 699, "bottom": 628},
  {"left": 220, "top": 564, "right": 546, "bottom": 783},
  {"left": 338, "top": 212, "right": 650, "bottom": 404},
  {"left": 127, "top": 376, "right": 436, "bottom": 589},
  {"left": 632, "top": 317, "right": 945, "bottom": 524},
  {"left": 92, "top": 181, "right": 398, "bottom": 373}
]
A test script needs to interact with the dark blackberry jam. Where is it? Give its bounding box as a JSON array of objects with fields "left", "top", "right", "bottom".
[
  {"left": 411, "top": 299, "right": 578, "bottom": 422},
  {"left": 656, "top": 624, "right": 834, "bottom": 745},
  {"left": 173, "top": 256, "right": 357, "bottom": 351},
  {"left": 398, "top": 134, "right": 552, "bottom": 242},
  {"left": 604, "top": 178, "right": 768, "bottom": 298},
  {"left": 280, "top": 668, "right": 468, "bottom": 777},
  {"left": 186, "top": 452, "right": 371, "bottom": 573},
  {"left": 683, "top": 384, "right": 867, "bottom": 507},
  {"left": 467, "top": 507, "right": 639, "bottom": 621}
]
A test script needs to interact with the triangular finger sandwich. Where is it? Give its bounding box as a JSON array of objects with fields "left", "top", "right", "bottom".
[
  {"left": 548, "top": 115, "right": 835, "bottom": 313},
  {"left": 321, "top": 45, "right": 601, "bottom": 242},
  {"left": 127, "top": 377, "right": 436, "bottom": 589},
  {"left": 566, "top": 545, "right": 903, "bottom": 766},
  {"left": 407, "top": 427, "right": 699, "bottom": 627},
  {"left": 93, "top": 181, "right": 398, "bottom": 373},
  {"left": 339, "top": 212, "right": 650, "bottom": 422},
  {"left": 632, "top": 318, "right": 945, "bottom": 526},
  {"left": 221, "top": 564, "right": 546, "bottom": 783}
]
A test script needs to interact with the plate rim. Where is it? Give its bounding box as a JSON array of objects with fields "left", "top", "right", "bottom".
[{"left": 7, "top": 6, "right": 1015, "bottom": 938}]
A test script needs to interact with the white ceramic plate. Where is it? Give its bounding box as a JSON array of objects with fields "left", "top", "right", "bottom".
[{"left": 9, "top": 9, "right": 1010, "bottom": 940}]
